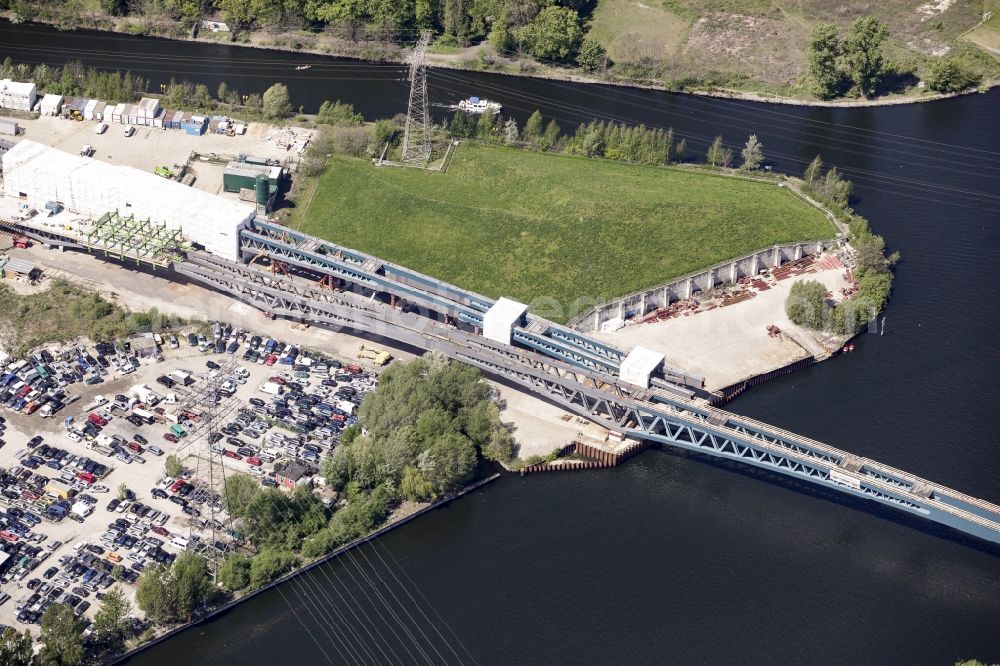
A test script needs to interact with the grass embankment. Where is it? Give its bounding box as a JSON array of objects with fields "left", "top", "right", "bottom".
[
  {"left": 293, "top": 144, "right": 834, "bottom": 323},
  {"left": 0, "top": 279, "right": 175, "bottom": 355}
]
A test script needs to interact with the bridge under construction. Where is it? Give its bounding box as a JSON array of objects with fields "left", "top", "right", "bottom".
[{"left": 5, "top": 212, "right": 1000, "bottom": 548}]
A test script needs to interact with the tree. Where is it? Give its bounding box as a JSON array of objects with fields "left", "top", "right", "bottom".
[
  {"left": 522, "top": 110, "right": 544, "bottom": 143},
  {"left": 740, "top": 134, "right": 764, "bottom": 170},
  {"left": 0, "top": 627, "right": 35, "bottom": 666},
  {"left": 488, "top": 4, "right": 514, "bottom": 52},
  {"left": 807, "top": 24, "right": 842, "bottom": 99},
  {"left": 400, "top": 466, "right": 434, "bottom": 501},
  {"left": 217, "top": 554, "right": 251, "bottom": 591},
  {"left": 804, "top": 155, "right": 823, "bottom": 183},
  {"left": 136, "top": 564, "right": 176, "bottom": 624},
  {"left": 116, "top": 482, "right": 128, "bottom": 501},
  {"left": 262, "top": 83, "right": 292, "bottom": 119},
  {"left": 844, "top": 17, "right": 888, "bottom": 97},
  {"left": 172, "top": 552, "right": 213, "bottom": 618},
  {"left": 216, "top": 81, "right": 230, "bottom": 105},
  {"left": 542, "top": 119, "right": 561, "bottom": 149},
  {"left": 517, "top": 6, "right": 584, "bottom": 61},
  {"left": 317, "top": 99, "right": 363, "bottom": 126},
  {"left": 785, "top": 280, "right": 830, "bottom": 329},
  {"left": 164, "top": 454, "right": 183, "bottom": 478},
  {"left": 926, "top": 58, "right": 981, "bottom": 93},
  {"left": 577, "top": 39, "right": 608, "bottom": 73},
  {"left": 249, "top": 547, "right": 300, "bottom": 588},
  {"left": 91, "top": 586, "right": 133, "bottom": 653},
  {"left": 502, "top": 118, "right": 519, "bottom": 145},
  {"left": 417, "top": 432, "right": 477, "bottom": 494},
  {"left": 223, "top": 474, "right": 259, "bottom": 519},
  {"left": 675, "top": 138, "right": 686, "bottom": 162},
  {"left": 706, "top": 135, "right": 725, "bottom": 166},
  {"left": 39, "top": 604, "right": 85, "bottom": 666},
  {"left": 475, "top": 110, "right": 495, "bottom": 140}
]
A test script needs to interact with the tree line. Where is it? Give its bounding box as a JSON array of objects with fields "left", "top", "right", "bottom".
[
  {"left": 806, "top": 17, "right": 981, "bottom": 99},
  {"left": 448, "top": 108, "right": 772, "bottom": 172}
]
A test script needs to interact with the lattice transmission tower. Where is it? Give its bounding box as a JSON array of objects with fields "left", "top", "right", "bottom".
[{"left": 401, "top": 30, "right": 433, "bottom": 166}]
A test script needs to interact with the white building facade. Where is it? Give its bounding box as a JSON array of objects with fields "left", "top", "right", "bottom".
[{"left": 0, "top": 79, "right": 37, "bottom": 111}]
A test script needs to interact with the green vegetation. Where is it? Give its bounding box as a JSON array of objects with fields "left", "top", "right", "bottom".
[
  {"left": 135, "top": 552, "right": 215, "bottom": 623},
  {"left": 262, "top": 82, "right": 292, "bottom": 119},
  {"left": 91, "top": 587, "right": 134, "bottom": 654},
  {"left": 295, "top": 143, "right": 831, "bottom": 322},
  {"left": 39, "top": 603, "right": 85, "bottom": 666},
  {"left": 788, "top": 157, "right": 897, "bottom": 335},
  {"left": 4, "top": 0, "right": 998, "bottom": 100},
  {"left": 926, "top": 57, "right": 983, "bottom": 93},
  {"left": 0, "top": 627, "right": 34, "bottom": 666},
  {"left": 164, "top": 455, "right": 184, "bottom": 478},
  {"left": 0, "top": 279, "right": 183, "bottom": 357}
]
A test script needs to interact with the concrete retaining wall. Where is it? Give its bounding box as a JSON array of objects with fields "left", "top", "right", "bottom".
[
  {"left": 570, "top": 239, "right": 839, "bottom": 332},
  {"left": 520, "top": 440, "right": 650, "bottom": 474}
]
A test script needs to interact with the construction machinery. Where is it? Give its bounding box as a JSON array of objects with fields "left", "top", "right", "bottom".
[
  {"left": 12, "top": 234, "right": 30, "bottom": 249},
  {"left": 358, "top": 344, "right": 392, "bottom": 366}
]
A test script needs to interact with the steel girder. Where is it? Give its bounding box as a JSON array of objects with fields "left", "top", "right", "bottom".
[{"left": 177, "top": 252, "right": 1000, "bottom": 545}]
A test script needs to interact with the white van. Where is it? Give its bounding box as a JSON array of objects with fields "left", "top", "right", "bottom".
[{"left": 170, "top": 536, "right": 189, "bottom": 550}]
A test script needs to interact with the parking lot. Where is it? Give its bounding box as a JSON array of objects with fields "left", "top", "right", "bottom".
[{"left": 0, "top": 321, "right": 380, "bottom": 630}]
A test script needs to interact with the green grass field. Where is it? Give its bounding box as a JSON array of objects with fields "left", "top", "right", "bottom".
[{"left": 295, "top": 145, "right": 834, "bottom": 323}]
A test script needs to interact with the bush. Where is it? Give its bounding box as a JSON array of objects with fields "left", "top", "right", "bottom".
[
  {"left": 785, "top": 280, "right": 830, "bottom": 329},
  {"left": 926, "top": 58, "right": 981, "bottom": 93},
  {"left": 249, "top": 548, "right": 300, "bottom": 588}
]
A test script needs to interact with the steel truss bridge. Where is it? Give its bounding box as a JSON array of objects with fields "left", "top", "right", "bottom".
[{"left": 8, "top": 215, "right": 1000, "bottom": 545}]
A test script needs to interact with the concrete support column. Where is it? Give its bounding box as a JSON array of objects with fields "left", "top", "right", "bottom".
[
  {"left": 640, "top": 292, "right": 646, "bottom": 315},
  {"left": 794, "top": 245, "right": 803, "bottom": 260},
  {"left": 773, "top": 247, "right": 780, "bottom": 267},
  {"left": 751, "top": 254, "right": 759, "bottom": 275},
  {"left": 618, "top": 301, "right": 624, "bottom": 320},
  {"left": 730, "top": 261, "right": 737, "bottom": 283},
  {"left": 685, "top": 279, "right": 694, "bottom": 299}
]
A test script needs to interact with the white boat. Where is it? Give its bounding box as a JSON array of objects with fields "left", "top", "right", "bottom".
[
  {"left": 457, "top": 96, "right": 501, "bottom": 114},
  {"left": 295, "top": 65, "right": 311, "bottom": 71}
]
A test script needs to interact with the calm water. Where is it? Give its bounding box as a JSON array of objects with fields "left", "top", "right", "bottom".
[{"left": 3, "top": 21, "right": 999, "bottom": 665}]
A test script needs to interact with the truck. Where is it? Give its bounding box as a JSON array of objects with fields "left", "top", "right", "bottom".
[
  {"left": 82, "top": 395, "right": 108, "bottom": 413},
  {"left": 357, "top": 345, "right": 392, "bottom": 366},
  {"left": 11, "top": 234, "right": 30, "bottom": 249},
  {"left": 80, "top": 144, "right": 94, "bottom": 157},
  {"left": 128, "top": 384, "right": 161, "bottom": 406},
  {"left": 258, "top": 381, "right": 283, "bottom": 396},
  {"left": 169, "top": 369, "right": 194, "bottom": 386}
]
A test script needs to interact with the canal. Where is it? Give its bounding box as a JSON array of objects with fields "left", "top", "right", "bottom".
[{"left": 3, "top": 20, "right": 1000, "bottom": 665}]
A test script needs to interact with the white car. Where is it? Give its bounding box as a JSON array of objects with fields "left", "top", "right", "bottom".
[
  {"left": 124, "top": 126, "right": 136, "bottom": 137},
  {"left": 94, "top": 122, "right": 108, "bottom": 134}
]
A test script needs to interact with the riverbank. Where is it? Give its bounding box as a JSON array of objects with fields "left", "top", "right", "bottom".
[
  {"left": 2, "top": 13, "right": 995, "bottom": 109},
  {"left": 108, "top": 472, "right": 501, "bottom": 665}
]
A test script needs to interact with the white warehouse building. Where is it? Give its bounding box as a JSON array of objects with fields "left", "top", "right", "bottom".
[
  {"left": 0, "top": 79, "right": 37, "bottom": 111},
  {"left": 1, "top": 140, "right": 254, "bottom": 261}
]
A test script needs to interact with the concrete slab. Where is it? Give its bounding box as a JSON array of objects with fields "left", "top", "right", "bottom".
[{"left": 593, "top": 260, "right": 851, "bottom": 391}]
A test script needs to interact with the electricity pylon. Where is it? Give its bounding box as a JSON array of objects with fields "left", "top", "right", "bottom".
[{"left": 401, "top": 30, "right": 433, "bottom": 166}]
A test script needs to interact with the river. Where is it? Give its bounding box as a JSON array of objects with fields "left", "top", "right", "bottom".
[{"left": 3, "top": 20, "right": 1000, "bottom": 666}]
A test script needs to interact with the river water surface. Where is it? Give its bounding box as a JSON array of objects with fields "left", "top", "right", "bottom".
[{"left": 2, "top": 21, "right": 999, "bottom": 665}]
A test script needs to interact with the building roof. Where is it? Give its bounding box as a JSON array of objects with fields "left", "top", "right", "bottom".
[
  {"left": 1, "top": 140, "right": 254, "bottom": 261},
  {"left": 128, "top": 335, "right": 157, "bottom": 351},
  {"left": 274, "top": 460, "right": 312, "bottom": 482},
  {"left": 483, "top": 297, "right": 528, "bottom": 345},
  {"left": 619, "top": 346, "right": 665, "bottom": 388},
  {"left": 0, "top": 257, "right": 36, "bottom": 275},
  {"left": 0, "top": 79, "right": 36, "bottom": 96},
  {"left": 40, "top": 93, "right": 62, "bottom": 104}
]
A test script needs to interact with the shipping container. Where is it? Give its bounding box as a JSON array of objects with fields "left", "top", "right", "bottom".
[
  {"left": 172, "top": 110, "right": 184, "bottom": 129},
  {"left": 83, "top": 99, "right": 98, "bottom": 120},
  {"left": 0, "top": 119, "right": 18, "bottom": 136},
  {"left": 93, "top": 101, "right": 106, "bottom": 121},
  {"left": 111, "top": 102, "right": 125, "bottom": 123}
]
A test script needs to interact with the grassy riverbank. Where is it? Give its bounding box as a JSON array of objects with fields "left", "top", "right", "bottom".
[
  {"left": 291, "top": 144, "right": 834, "bottom": 323},
  {"left": 3, "top": 1, "right": 998, "bottom": 107}
]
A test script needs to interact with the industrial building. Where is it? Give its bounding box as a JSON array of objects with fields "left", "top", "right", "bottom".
[
  {"left": 0, "top": 79, "right": 36, "bottom": 111},
  {"left": 1, "top": 140, "right": 254, "bottom": 261},
  {"left": 223, "top": 158, "right": 284, "bottom": 210}
]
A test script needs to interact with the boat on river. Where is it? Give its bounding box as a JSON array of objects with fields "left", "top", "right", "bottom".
[
  {"left": 295, "top": 65, "right": 311, "bottom": 71},
  {"left": 456, "top": 97, "right": 501, "bottom": 114}
]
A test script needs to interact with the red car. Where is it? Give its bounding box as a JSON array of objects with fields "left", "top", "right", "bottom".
[
  {"left": 150, "top": 526, "right": 169, "bottom": 536},
  {"left": 0, "top": 530, "right": 19, "bottom": 543},
  {"left": 163, "top": 433, "right": 179, "bottom": 443},
  {"left": 246, "top": 456, "right": 262, "bottom": 466},
  {"left": 16, "top": 385, "right": 32, "bottom": 399},
  {"left": 170, "top": 479, "right": 186, "bottom": 493},
  {"left": 264, "top": 354, "right": 277, "bottom": 366},
  {"left": 88, "top": 413, "right": 108, "bottom": 427},
  {"left": 268, "top": 376, "right": 286, "bottom": 385},
  {"left": 127, "top": 442, "right": 143, "bottom": 453},
  {"left": 223, "top": 450, "right": 242, "bottom": 461},
  {"left": 76, "top": 471, "right": 96, "bottom": 484}
]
